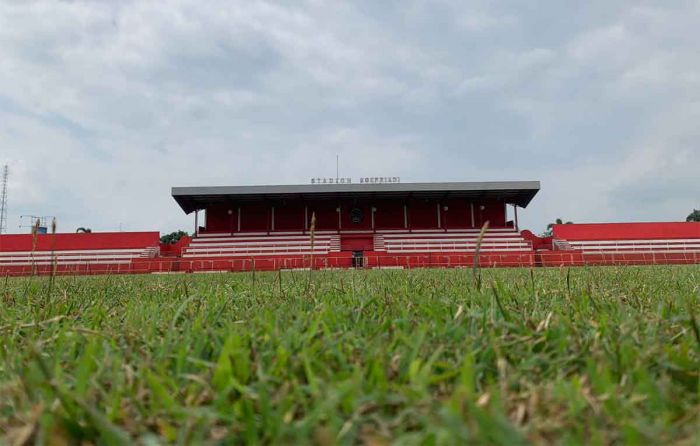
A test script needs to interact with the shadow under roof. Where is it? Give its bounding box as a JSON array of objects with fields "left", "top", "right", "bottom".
[{"left": 172, "top": 181, "right": 541, "bottom": 214}]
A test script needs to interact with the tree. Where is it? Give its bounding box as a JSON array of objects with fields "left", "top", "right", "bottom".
[
  {"left": 160, "top": 230, "right": 189, "bottom": 244},
  {"left": 687, "top": 209, "right": 700, "bottom": 222},
  {"left": 543, "top": 218, "right": 573, "bottom": 237}
]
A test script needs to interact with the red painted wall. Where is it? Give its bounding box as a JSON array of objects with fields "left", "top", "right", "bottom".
[
  {"left": 160, "top": 235, "right": 191, "bottom": 257},
  {"left": 480, "top": 201, "right": 506, "bottom": 228},
  {"left": 443, "top": 198, "right": 471, "bottom": 229},
  {"left": 203, "top": 198, "right": 510, "bottom": 232},
  {"left": 374, "top": 201, "right": 404, "bottom": 228},
  {"left": 275, "top": 203, "right": 305, "bottom": 231},
  {"left": 340, "top": 234, "right": 374, "bottom": 251},
  {"left": 520, "top": 230, "right": 553, "bottom": 250},
  {"left": 205, "top": 204, "right": 233, "bottom": 232},
  {"left": 340, "top": 203, "right": 372, "bottom": 230},
  {"left": 409, "top": 199, "right": 438, "bottom": 229},
  {"left": 553, "top": 222, "right": 700, "bottom": 241},
  {"left": 309, "top": 202, "right": 339, "bottom": 230},
  {"left": 0, "top": 232, "right": 160, "bottom": 252},
  {"left": 241, "top": 203, "right": 269, "bottom": 231}
]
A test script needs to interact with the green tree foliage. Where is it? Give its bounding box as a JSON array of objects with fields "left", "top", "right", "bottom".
[
  {"left": 160, "top": 230, "right": 189, "bottom": 244},
  {"left": 686, "top": 209, "right": 700, "bottom": 222},
  {"left": 544, "top": 218, "right": 573, "bottom": 237}
]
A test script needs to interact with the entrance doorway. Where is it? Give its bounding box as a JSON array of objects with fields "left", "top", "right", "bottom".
[{"left": 352, "top": 250, "right": 364, "bottom": 268}]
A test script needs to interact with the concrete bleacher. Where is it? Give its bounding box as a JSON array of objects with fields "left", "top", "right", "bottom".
[
  {"left": 373, "top": 228, "right": 532, "bottom": 254},
  {"left": 562, "top": 238, "right": 700, "bottom": 254},
  {"left": 552, "top": 222, "right": 700, "bottom": 254},
  {"left": 182, "top": 232, "right": 341, "bottom": 258},
  {"left": 0, "top": 247, "right": 158, "bottom": 266},
  {"left": 549, "top": 222, "right": 700, "bottom": 265},
  {"left": 0, "top": 232, "right": 161, "bottom": 274},
  {"left": 182, "top": 229, "right": 533, "bottom": 259}
]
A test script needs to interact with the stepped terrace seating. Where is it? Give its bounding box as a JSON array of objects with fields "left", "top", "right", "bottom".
[
  {"left": 563, "top": 238, "right": 700, "bottom": 254},
  {"left": 0, "top": 247, "right": 158, "bottom": 265},
  {"left": 552, "top": 222, "right": 700, "bottom": 254},
  {"left": 373, "top": 228, "right": 532, "bottom": 254},
  {"left": 182, "top": 232, "right": 341, "bottom": 258},
  {"left": 554, "top": 238, "right": 700, "bottom": 265},
  {"left": 0, "top": 232, "right": 160, "bottom": 275},
  {"left": 550, "top": 222, "right": 700, "bottom": 265}
]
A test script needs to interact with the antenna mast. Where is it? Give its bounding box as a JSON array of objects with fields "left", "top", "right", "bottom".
[{"left": 0, "top": 165, "right": 8, "bottom": 234}]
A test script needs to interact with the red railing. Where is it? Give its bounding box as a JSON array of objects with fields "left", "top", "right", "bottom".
[{"left": 0, "top": 250, "right": 698, "bottom": 277}]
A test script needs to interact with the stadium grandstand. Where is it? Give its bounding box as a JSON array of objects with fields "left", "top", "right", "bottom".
[
  {"left": 0, "top": 180, "right": 698, "bottom": 276},
  {"left": 546, "top": 222, "right": 700, "bottom": 266},
  {"left": 0, "top": 232, "right": 160, "bottom": 276},
  {"left": 170, "top": 181, "right": 539, "bottom": 270}
]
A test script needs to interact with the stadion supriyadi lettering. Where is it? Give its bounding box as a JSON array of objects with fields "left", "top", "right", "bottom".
[{"left": 310, "top": 177, "right": 401, "bottom": 184}]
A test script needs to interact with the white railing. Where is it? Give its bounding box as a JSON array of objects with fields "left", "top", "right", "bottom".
[
  {"left": 0, "top": 256, "right": 133, "bottom": 266},
  {"left": 569, "top": 239, "right": 700, "bottom": 253},
  {"left": 552, "top": 239, "right": 573, "bottom": 250}
]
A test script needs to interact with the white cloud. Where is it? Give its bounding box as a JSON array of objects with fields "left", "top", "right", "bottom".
[
  {"left": 455, "top": 48, "right": 556, "bottom": 94},
  {"left": 456, "top": 11, "right": 516, "bottom": 32}
]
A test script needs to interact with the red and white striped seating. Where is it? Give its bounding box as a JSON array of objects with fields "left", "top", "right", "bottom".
[
  {"left": 373, "top": 228, "right": 532, "bottom": 254},
  {"left": 183, "top": 232, "right": 341, "bottom": 258},
  {"left": 0, "top": 246, "right": 158, "bottom": 267},
  {"left": 562, "top": 238, "right": 700, "bottom": 254}
]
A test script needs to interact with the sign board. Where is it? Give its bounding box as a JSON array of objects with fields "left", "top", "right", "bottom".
[
  {"left": 311, "top": 177, "right": 352, "bottom": 184},
  {"left": 310, "top": 177, "right": 401, "bottom": 185}
]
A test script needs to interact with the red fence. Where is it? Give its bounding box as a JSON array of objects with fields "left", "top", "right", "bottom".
[
  {"left": 1, "top": 223, "right": 699, "bottom": 277},
  {"left": 2, "top": 250, "right": 699, "bottom": 277}
]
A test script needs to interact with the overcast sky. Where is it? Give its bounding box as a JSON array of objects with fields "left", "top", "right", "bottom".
[{"left": 1, "top": 1, "right": 698, "bottom": 235}]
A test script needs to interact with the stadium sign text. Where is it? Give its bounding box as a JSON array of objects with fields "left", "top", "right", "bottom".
[{"left": 310, "top": 177, "right": 401, "bottom": 185}]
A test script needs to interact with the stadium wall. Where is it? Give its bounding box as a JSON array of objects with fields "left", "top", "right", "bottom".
[
  {"left": 0, "top": 232, "right": 160, "bottom": 251},
  {"left": 553, "top": 222, "right": 700, "bottom": 240},
  {"left": 159, "top": 235, "right": 192, "bottom": 257},
  {"left": 2, "top": 222, "right": 699, "bottom": 277}
]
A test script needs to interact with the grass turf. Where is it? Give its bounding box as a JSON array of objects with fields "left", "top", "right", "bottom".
[{"left": 0, "top": 266, "right": 698, "bottom": 444}]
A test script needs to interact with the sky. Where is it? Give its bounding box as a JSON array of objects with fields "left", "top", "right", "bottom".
[{"left": 1, "top": 0, "right": 698, "bottom": 235}]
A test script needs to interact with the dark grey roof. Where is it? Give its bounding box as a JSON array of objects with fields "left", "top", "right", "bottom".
[{"left": 172, "top": 181, "right": 541, "bottom": 214}]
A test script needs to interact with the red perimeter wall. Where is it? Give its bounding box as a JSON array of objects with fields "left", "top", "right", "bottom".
[
  {"left": 553, "top": 222, "right": 700, "bottom": 241},
  {"left": 0, "top": 232, "right": 160, "bottom": 252}
]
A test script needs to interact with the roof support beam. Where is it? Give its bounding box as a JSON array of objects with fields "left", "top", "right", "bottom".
[{"left": 172, "top": 181, "right": 541, "bottom": 214}]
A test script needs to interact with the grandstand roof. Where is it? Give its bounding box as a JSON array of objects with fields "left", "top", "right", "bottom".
[{"left": 172, "top": 181, "right": 540, "bottom": 214}]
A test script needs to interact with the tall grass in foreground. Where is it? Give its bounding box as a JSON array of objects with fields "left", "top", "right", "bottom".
[{"left": 0, "top": 266, "right": 698, "bottom": 445}]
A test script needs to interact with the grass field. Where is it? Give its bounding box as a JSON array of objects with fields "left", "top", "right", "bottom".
[{"left": 1, "top": 266, "right": 698, "bottom": 445}]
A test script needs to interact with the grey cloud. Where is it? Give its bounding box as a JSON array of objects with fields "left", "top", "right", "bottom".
[{"left": 0, "top": 0, "right": 698, "bottom": 234}]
